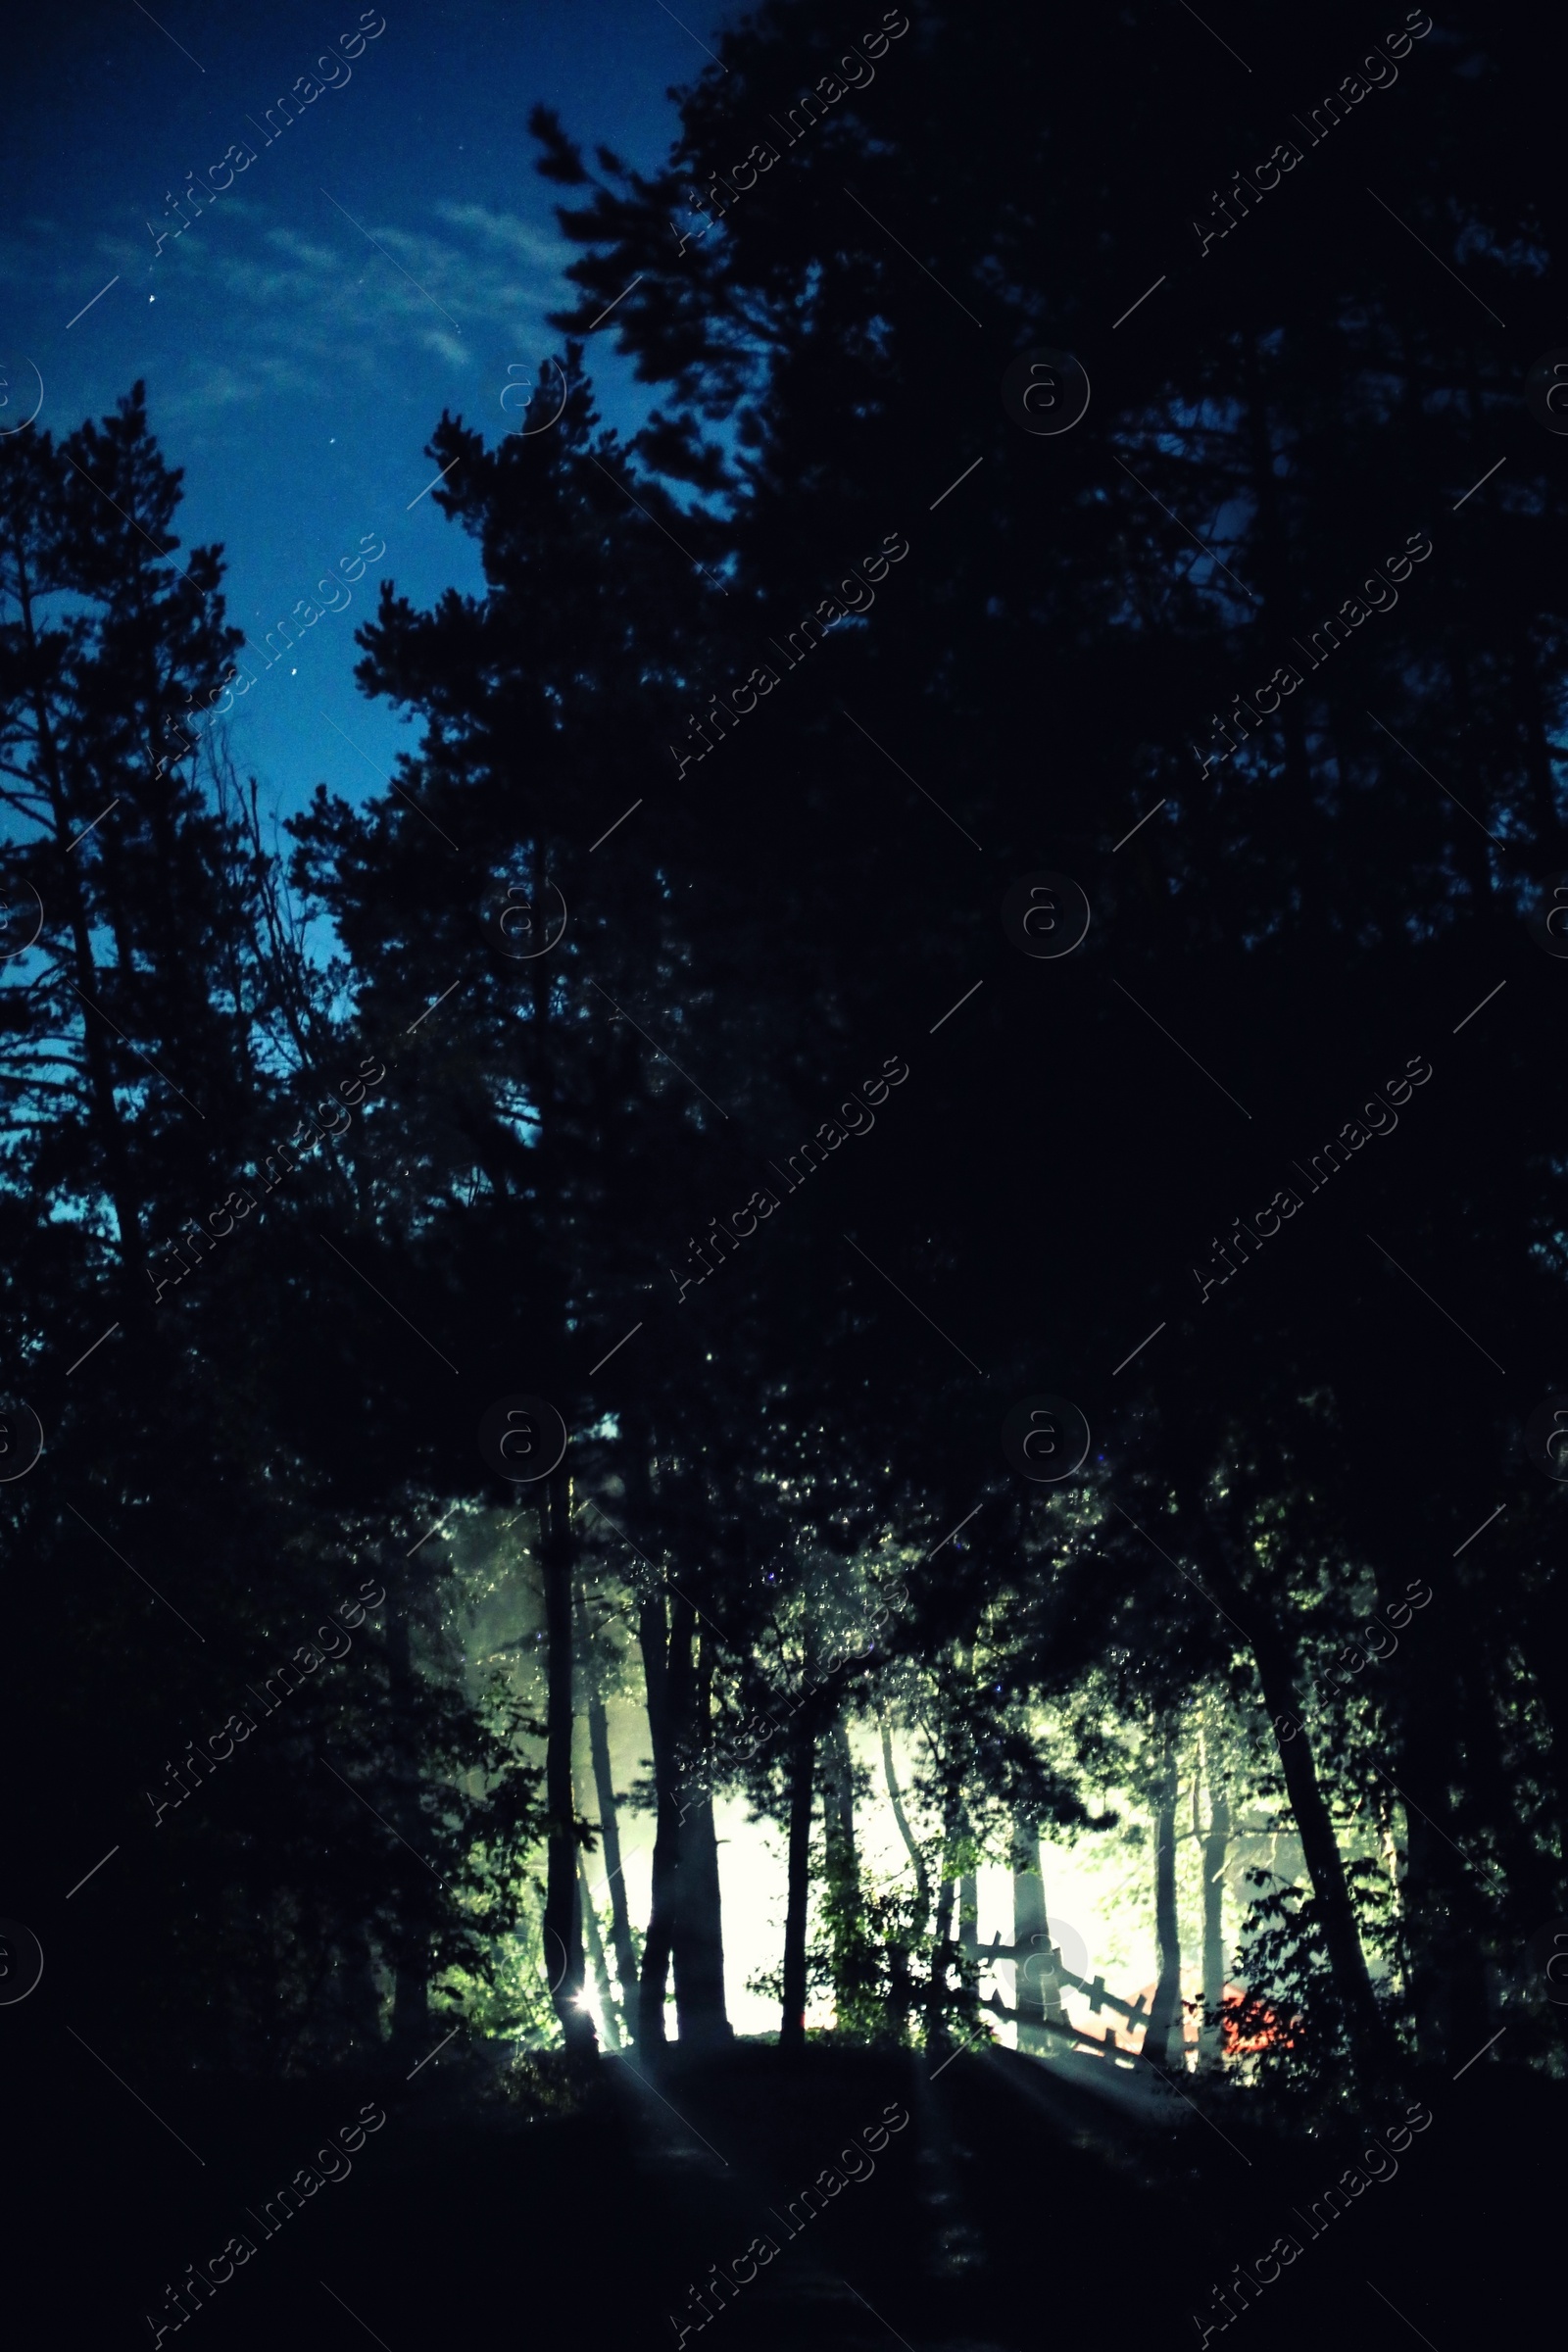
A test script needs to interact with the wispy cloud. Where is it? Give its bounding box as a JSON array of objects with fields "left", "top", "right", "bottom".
[
  {"left": 9, "top": 197, "right": 572, "bottom": 421},
  {"left": 432, "top": 201, "right": 571, "bottom": 270}
]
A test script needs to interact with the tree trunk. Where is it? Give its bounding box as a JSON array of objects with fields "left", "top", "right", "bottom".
[
  {"left": 1250, "top": 1615, "right": 1393, "bottom": 2079},
  {"left": 672, "top": 1624, "right": 732, "bottom": 2048},
  {"left": 540, "top": 1471, "right": 594, "bottom": 2054},
  {"left": 823, "top": 1718, "right": 865, "bottom": 2032},
  {"left": 881, "top": 1716, "right": 931, "bottom": 1926},
  {"left": 958, "top": 1854, "right": 979, "bottom": 1982},
  {"left": 1199, "top": 1706, "right": 1231, "bottom": 2069},
  {"left": 1195, "top": 1514, "right": 1396, "bottom": 2086},
  {"left": 1010, "top": 1819, "right": 1056, "bottom": 2052},
  {"left": 574, "top": 1576, "right": 640, "bottom": 2042},
  {"left": 636, "top": 1584, "right": 685, "bottom": 2048},
  {"left": 956, "top": 1818, "right": 980, "bottom": 2035},
  {"left": 634, "top": 1590, "right": 669, "bottom": 2045},
  {"left": 923, "top": 1846, "right": 957, "bottom": 2052},
  {"left": 578, "top": 1851, "right": 622, "bottom": 2050},
  {"left": 1143, "top": 1727, "right": 1183, "bottom": 2071},
  {"left": 880, "top": 1717, "right": 926, "bottom": 2043},
  {"left": 780, "top": 1719, "right": 815, "bottom": 2050}
]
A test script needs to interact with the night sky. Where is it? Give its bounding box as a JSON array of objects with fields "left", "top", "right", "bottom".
[{"left": 4, "top": 0, "right": 704, "bottom": 830}]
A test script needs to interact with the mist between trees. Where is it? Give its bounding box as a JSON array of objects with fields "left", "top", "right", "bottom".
[{"left": 4, "top": 2, "right": 1565, "bottom": 2224}]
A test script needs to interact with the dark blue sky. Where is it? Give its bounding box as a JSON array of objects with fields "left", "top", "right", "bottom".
[{"left": 4, "top": 0, "right": 727, "bottom": 831}]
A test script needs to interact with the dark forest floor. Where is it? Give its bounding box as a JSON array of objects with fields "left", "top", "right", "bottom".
[{"left": 28, "top": 2034, "right": 1558, "bottom": 2349}]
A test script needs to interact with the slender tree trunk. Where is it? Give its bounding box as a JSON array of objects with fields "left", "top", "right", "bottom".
[
  {"left": 923, "top": 1845, "right": 957, "bottom": 2052},
  {"left": 958, "top": 1851, "right": 979, "bottom": 1984},
  {"left": 1197, "top": 1517, "right": 1396, "bottom": 2085},
  {"left": 1011, "top": 1819, "right": 1055, "bottom": 2052},
  {"left": 822, "top": 1718, "right": 865, "bottom": 2032},
  {"left": 881, "top": 1717, "right": 931, "bottom": 1926},
  {"left": 1199, "top": 1706, "right": 1231, "bottom": 2069},
  {"left": 780, "top": 1719, "right": 815, "bottom": 2050},
  {"left": 823, "top": 1721, "right": 858, "bottom": 1883},
  {"left": 578, "top": 1851, "right": 622, "bottom": 2050},
  {"left": 638, "top": 1576, "right": 705, "bottom": 2049},
  {"left": 541, "top": 1471, "right": 594, "bottom": 2054},
  {"left": 672, "top": 1624, "right": 732, "bottom": 2048},
  {"left": 1143, "top": 1727, "right": 1183, "bottom": 2070},
  {"left": 880, "top": 1717, "right": 927, "bottom": 2043},
  {"left": 1251, "top": 1619, "right": 1392, "bottom": 2078},
  {"left": 955, "top": 1815, "right": 981, "bottom": 2040},
  {"left": 637, "top": 1585, "right": 685, "bottom": 2049},
  {"left": 574, "top": 1576, "right": 640, "bottom": 2042}
]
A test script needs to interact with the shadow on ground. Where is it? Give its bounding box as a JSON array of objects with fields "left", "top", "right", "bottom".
[{"left": 27, "top": 2031, "right": 1557, "bottom": 2349}]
